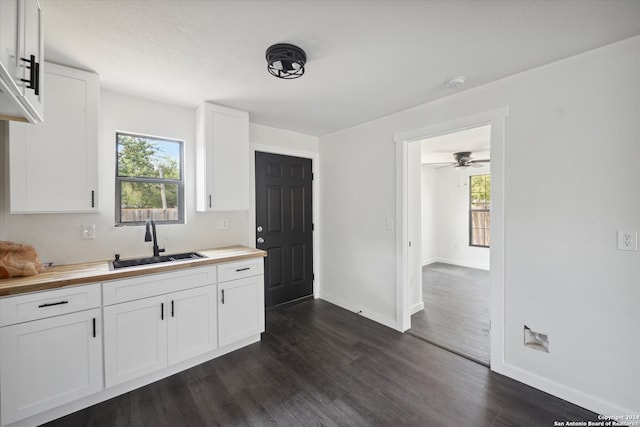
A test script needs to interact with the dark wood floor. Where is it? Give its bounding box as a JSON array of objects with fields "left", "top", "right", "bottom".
[
  {"left": 409, "top": 262, "right": 490, "bottom": 365},
  {"left": 44, "top": 299, "right": 597, "bottom": 427}
]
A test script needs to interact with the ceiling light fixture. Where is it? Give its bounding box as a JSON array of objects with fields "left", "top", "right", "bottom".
[{"left": 266, "top": 43, "right": 306, "bottom": 79}]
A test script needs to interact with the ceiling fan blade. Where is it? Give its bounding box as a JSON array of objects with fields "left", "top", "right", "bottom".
[
  {"left": 423, "top": 161, "right": 455, "bottom": 166},
  {"left": 470, "top": 159, "right": 490, "bottom": 163}
]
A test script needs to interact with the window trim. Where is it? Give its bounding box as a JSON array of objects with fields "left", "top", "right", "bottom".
[
  {"left": 115, "top": 131, "right": 185, "bottom": 226},
  {"left": 469, "top": 174, "right": 490, "bottom": 248}
]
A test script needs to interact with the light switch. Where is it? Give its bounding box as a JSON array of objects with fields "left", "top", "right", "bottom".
[{"left": 386, "top": 218, "right": 394, "bottom": 231}]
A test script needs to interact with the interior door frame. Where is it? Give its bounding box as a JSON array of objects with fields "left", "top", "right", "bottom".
[
  {"left": 250, "top": 144, "right": 320, "bottom": 299},
  {"left": 394, "top": 106, "right": 509, "bottom": 372}
]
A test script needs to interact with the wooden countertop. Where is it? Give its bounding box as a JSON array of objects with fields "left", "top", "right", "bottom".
[{"left": 0, "top": 245, "right": 266, "bottom": 297}]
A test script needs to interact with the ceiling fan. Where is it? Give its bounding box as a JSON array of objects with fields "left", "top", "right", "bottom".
[{"left": 428, "top": 151, "right": 490, "bottom": 168}]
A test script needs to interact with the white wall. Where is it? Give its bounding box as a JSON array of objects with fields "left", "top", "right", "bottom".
[
  {"left": 420, "top": 165, "right": 437, "bottom": 265},
  {"left": 250, "top": 123, "right": 318, "bottom": 153},
  {"left": 432, "top": 163, "right": 490, "bottom": 270},
  {"left": 0, "top": 90, "right": 318, "bottom": 265},
  {"left": 320, "top": 35, "right": 640, "bottom": 414}
]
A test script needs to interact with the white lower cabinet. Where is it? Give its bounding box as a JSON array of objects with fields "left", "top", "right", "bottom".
[
  {"left": 0, "top": 256, "right": 264, "bottom": 426},
  {"left": 168, "top": 285, "right": 218, "bottom": 365},
  {"left": 218, "top": 275, "right": 264, "bottom": 347},
  {"left": 103, "top": 295, "right": 168, "bottom": 387},
  {"left": 104, "top": 284, "right": 218, "bottom": 387},
  {"left": 0, "top": 308, "right": 103, "bottom": 426}
]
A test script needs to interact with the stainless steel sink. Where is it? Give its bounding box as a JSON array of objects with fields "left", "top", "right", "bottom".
[{"left": 109, "top": 252, "right": 206, "bottom": 270}]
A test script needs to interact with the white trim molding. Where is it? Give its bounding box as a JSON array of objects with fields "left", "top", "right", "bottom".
[
  {"left": 320, "top": 292, "right": 398, "bottom": 331},
  {"left": 499, "top": 362, "right": 637, "bottom": 417},
  {"left": 393, "top": 106, "right": 509, "bottom": 368}
]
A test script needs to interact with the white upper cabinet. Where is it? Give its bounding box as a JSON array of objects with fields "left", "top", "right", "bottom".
[
  {"left": 196, "top": 102, "right": 250, "bottom": 212},
  {"left": 0, "top": 0, "right": 44, "bottom": 123},
  {"left": 9, "top": 62, "right": 99, "bottom": 213}
]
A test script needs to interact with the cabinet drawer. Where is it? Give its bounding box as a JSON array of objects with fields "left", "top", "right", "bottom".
[
  {"left": 0, "top": 283, "right": 101, "bottom": 327},
  {"left": 103, "top": 265, "right": 217, "bottom": 306},
  {"left": 217, "top": 258, "right": 264, "bottom": 283}
]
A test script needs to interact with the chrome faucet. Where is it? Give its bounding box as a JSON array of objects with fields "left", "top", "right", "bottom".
[{"left": 144, "top": 218, "right": 165, "bottom": 257}]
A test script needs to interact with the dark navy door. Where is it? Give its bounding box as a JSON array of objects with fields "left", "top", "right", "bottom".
[{"left": 255, "top": 152, "right": 313, "bottom": 307}]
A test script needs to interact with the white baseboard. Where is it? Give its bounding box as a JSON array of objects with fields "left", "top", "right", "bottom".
[
  {"left": 410, "top": 301, "right": 424, "bottom": 315},
  {"left": 421, "top": 258, "right": 437, "bottom": 266},
  {"left": 319, "top": 293, "right": 397, "bottom": 331},
  {"left": 493, "top": 361, "right": 637, "bottom": 416},
  {"left": 435, "top": 257, "right": 490, "bottom": 271}
]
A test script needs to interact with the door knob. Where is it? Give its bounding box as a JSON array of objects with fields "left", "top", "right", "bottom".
[
  {"left": 257, "top": 226, "right": 263, "bottom": 232},
  {"left": 257, "top": 237, "right": 265, "bottom": 244}
]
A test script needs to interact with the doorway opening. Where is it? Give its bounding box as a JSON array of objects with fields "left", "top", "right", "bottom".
[
  {"left": 408, "top": 125, "right": 492, "bottom": 366},
  {"left": 394, "top": 106, "right": 508, "bottom": 371}
]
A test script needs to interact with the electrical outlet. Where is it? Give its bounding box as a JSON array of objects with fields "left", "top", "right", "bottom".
[
  {"left": 617, "top": 230, "right": 638, "bottom": 251},
  {"left": 82, "top": 224, "right": 96, "bottom": 240},
  {"left": 217, "top": 219, "right": 229, "bottom": 230}
]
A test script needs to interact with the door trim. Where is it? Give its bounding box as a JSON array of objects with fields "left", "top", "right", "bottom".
[
  {"left": 250, "top": 144, "right": 320, "bottom": 299},
  {"left": 393, "top": 106, "right": 509, "bottom": 373}
]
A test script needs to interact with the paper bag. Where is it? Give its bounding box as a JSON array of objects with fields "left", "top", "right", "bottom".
[{"left": 0, "top": 241, "right": 43, "bottom": 279}]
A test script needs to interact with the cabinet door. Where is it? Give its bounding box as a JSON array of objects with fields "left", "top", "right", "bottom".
[
  {"left": 0, "top": 308, "right": 103, "bottom": 426},
  {"left": 196, "top": 102, "right": 250, "bottom": 211},
  {"left": 0, "top": 0, "right": 19, "bottom": 82},
  {"left": 167, "top": 285, "right": 218, "bottom": 365},
  {"left": 218, "top": 276, "right": 265, "bottom": 347},
  {"left": 17, "top": 0, "right": 43, "bottom": 119},
  {"left": 9, "top": 62, "right": 99, "bottom": 213},
  {"left": 104, "top": 295, "right": 168, "bottom": 387}
]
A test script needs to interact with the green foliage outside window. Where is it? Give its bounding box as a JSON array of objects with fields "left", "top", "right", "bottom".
[
  {"left": 470, "top": 174, "right": 490, "bottom": 247},
  {"left": 116, "top": 133, "right": 183, "bottom": 224}
]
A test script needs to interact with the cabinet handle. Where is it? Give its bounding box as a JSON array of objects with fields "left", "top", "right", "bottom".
[
  {"left": 171, "top": 300, "right": 175, "bottom": 317},
  {"left": 92, "top": 318, "right": 96, "bottom": 338},
  {"left": 161, "top": 302, "right": 164, "bottom": 320},
  {"left": 91, "top": 190, "right": 95, "bottom": 208},
  {"left": 221, "top": 289, "right": 225, "bottom": 304},
  {"left": 209, "top": 194, "right": 212, "bottom": 208},
  {"left": 20, "top": 55, "right": 40, "bottom": 95},
  {"left": 38, "top": 300, "right": 69, "bottom": 308},
  {"left": 236, "top": 267, "right": 250, "bottom": 272},
  {"left": 33, "top": 61, "right": 40, "bottom": 95}
]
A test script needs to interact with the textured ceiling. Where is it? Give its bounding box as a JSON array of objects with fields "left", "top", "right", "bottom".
[{"left": 42, "top": 0, "right": 640, "bottom": 137}]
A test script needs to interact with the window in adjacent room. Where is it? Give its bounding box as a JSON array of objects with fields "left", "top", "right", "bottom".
[
  {"left": 116, "top": 132, "right": 184, "bottom": 226},
  {"left": 469, "top": 174, "right": 490, "bottom": 247}
]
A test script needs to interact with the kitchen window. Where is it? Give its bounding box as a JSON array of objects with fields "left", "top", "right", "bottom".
[
  {"left": 469, "top": 174, "right": 490, "bottom": 247},
  {"left": 115, "top": 132, "right": 184, "bottom": 225}
]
